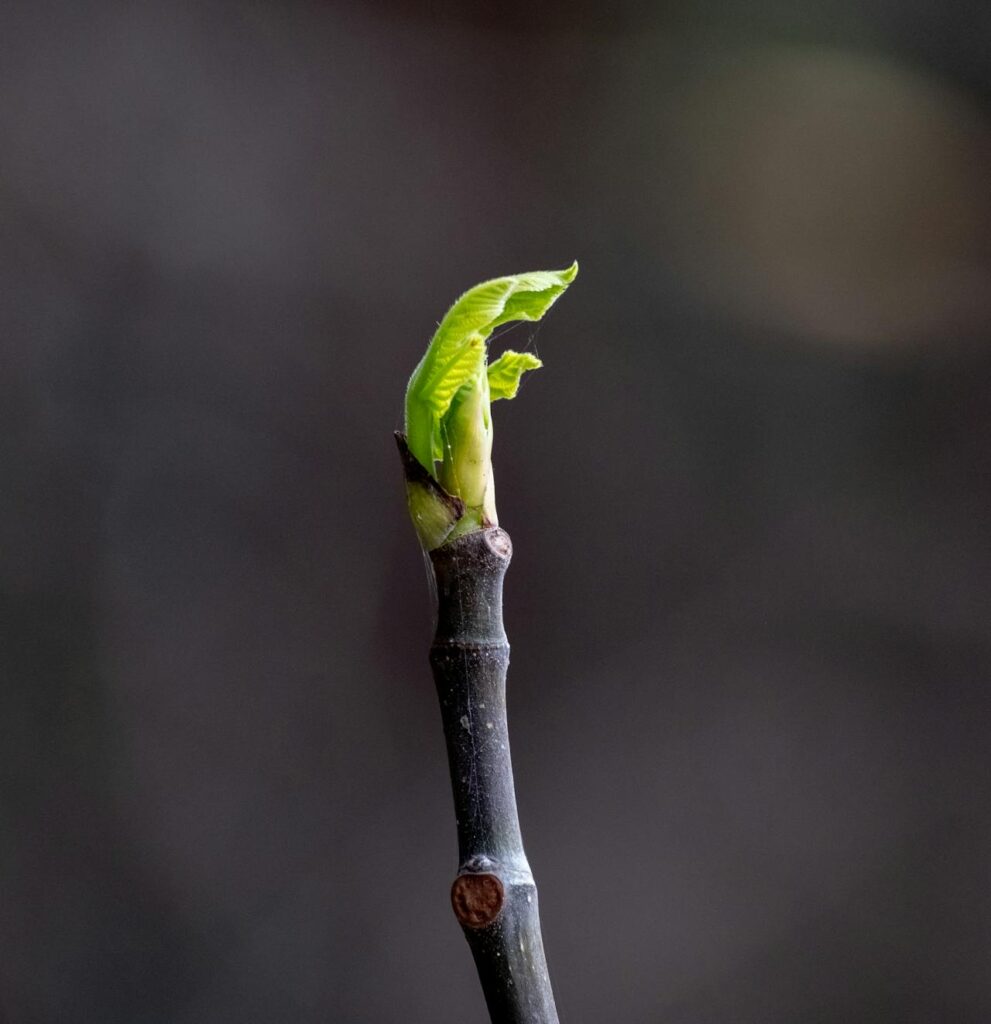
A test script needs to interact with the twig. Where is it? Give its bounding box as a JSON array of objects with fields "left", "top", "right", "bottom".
[
  {"left": 396, "top": 265, "right": 576, "bottom": 1022},
  {"left": 428, "top": 521, "right": 559, "bottom": 1023}
]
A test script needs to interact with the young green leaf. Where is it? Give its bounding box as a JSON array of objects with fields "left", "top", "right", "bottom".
[
  {"left": 401, "top": 262, "right": 577, "bottom": 548},
  {"left": 487, "top": 350, "right": 543, "bottom": 401},
  {"left": 405, "top": 262, "right": 577, "bottom": 475}
]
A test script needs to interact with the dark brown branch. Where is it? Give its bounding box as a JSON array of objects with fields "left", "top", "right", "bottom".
[{"left": 428, "top": 527, "right": 560, "bottom": 1024}]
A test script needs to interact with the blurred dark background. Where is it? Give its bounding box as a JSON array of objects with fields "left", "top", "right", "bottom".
[{"left": 2, "top": 1, "right": 989, "bottom": 1021}]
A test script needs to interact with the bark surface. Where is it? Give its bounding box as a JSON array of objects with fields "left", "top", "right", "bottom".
[{"left": 429, "top": 527, "right": 559, "bottom": 1024}]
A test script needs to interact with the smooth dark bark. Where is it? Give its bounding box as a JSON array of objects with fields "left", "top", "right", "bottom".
[{"left": 428, "top": 527, "right": 560, "bottom": 1024}]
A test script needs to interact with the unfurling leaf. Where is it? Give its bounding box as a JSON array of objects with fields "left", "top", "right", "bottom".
[
  {"left": 488, "top": 350, "right": 543, "bottom": 401},
  {"left": 405, "top": 262, "right": 577, "bottom": 475},
  {"left": 401, "top": 262, "right": 577, "bottom": 547}
]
